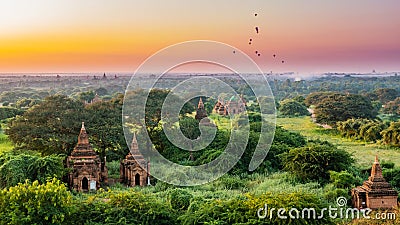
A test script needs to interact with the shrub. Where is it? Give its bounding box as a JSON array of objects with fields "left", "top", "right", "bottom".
[
  {"left": 168, "top": 189, "right": 193, "bottom": 210},
  {"left": 280, "top": 140, "right": 354, "bottom": 182},
  {"left": 0, "top": 179, "right": 72, "bottom": 225}
]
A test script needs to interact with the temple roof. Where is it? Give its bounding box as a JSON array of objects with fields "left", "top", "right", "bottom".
[
  {"left": 78, "top": 122, "right": 89, "bottom": 144},
  {"left": 370, "top": 155, "right": 383, "bottom": 181},
  {"left": 353, "top": 155, "right": 397, "bottom": 196},
  {"left": 196, "top": 97, "right": 208, "bottom": 121},
  {"left": 124, "top": 133, "right": 146, "bottom": 163},
  {"left": 198, "top": 97, "right": 204, "bottom": 109},
  {"left": 70, "top": 122, "right": 98, "bottom": 157}
]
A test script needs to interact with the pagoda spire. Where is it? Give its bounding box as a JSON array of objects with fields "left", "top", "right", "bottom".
[
  {"left": 78, "top": 122, "right": 89, "bottom": 144},
  {"left": 195, "top": 97, "right": 208, "bottom": 121},
  {"left": 130, "top": 133, "right": 144, "bottom": 160},
  {"left": 370, "top": 154, "right": 383, "bottom": 179},
  {"left": 198, "top": 97, "right": 204, "bottom": 109}
]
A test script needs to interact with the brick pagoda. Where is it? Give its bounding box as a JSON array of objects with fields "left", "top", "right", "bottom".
[
  {"left": 352, "top": 156, "right": 398, "bottom": 209},
  {"left": 67, "top": 122, "right": 108, "bottom": 192}
]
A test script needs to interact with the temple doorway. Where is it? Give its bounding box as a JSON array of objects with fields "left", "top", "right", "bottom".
[
  {"left": 82, "top": 177, "right": 89, "bottom": 191},
  {"left": 135, "top": 174, "right": 141, "bottom": 186}
]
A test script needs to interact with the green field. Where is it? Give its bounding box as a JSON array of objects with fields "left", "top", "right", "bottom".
[{"left": 277, "top": 116, "right": 400, "bottom": 169}]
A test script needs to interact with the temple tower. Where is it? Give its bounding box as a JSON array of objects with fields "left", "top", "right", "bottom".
[
  {"left": 120, "top": 133, "right": 149, "bottom": 187},
  {"left": 67, "top": 122, "right": 107, "bottom": 192},
  {"left": 352, "top": 156, "right": 398, "bottom": 209},
  {"left": 195, "top": 97, "right": 208, "bottom": 121}
]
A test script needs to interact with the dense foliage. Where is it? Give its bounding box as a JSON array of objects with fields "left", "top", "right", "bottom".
[
  {"left": 280, "top": 140, "right": 354, "bottom": 182},
  {"left": 312, "top": 93, "right": 377, "bottom": 125},
  {"left": 1, "top": 75, "right": 399, "bottom": 224},
  {"left": 0, "top": 179, "right": 73, "bottom": 225},
  {"left": 0, "top": 107, "right": 23, "bottom": 120},
  {"left": 6, "top": 95, "right": 85, "bottom": 155},
  {"left": 381, "top": 122, "right": 400, "bottom": 147},
  {"left": 278, "top": 99, "right": 310, "bottom": 117},
  {"left": 0, "top": 152, "right": 65, "bottom": 188}
]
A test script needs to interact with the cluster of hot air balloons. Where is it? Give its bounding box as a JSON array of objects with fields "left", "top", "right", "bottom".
[
  {"left": 246, "top": 13, "right": 285, "bottom": 63},
  {"left": 249, "top": 13, "right": 261, "bottom": 57}
]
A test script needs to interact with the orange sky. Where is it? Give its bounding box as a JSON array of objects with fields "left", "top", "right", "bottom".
[{"left": 0, "top": 0, "right": 399, "bottom": 73}]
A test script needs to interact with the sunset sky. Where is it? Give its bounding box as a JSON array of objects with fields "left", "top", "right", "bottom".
[{"left": 0, "top": 0, "right": 399, "bottom": 74}]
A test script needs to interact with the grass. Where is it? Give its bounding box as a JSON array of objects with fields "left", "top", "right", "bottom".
[
  {"left": 276, "top": 116, "right": 400, "bottom": 168},
  {"left": 0, "top": 132, "right": 13, "bottom": 154}
]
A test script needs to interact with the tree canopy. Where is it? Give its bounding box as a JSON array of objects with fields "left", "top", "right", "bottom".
[
  {"left": 312, "top": 93, "right": 377, "bottom": 126},
  {"left": 6, "top": 95, "right": 85, "bottom": 155},
  {"left": 280, "top": 140, "right": 354, "bottom": 182},
  {"left": 278, "top": 99, "right": 310, "bottom": 117}
]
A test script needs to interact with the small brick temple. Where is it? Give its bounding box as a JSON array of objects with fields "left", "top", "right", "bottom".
[
  {"left": 351, "top": 156, "right": 398, "bottom": 209},
  {"left": 67, "top": 122, "right": 108, "bottom": 192}
]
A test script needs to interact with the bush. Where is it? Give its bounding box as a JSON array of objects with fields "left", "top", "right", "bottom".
[
  {"left": 168, "top": 189, "right": 193, "bottom": 210},
  {"left": 179, "top": 191, "right": 334, "bottom": 225},
  {"left": 383, "top": 168, "right": 400, "bottom": 188},
  {"left": 106, "top": 160, "right": 120, "bottom": 179},
  {"left": 329, "top": 170, "right": 359, "bottom": 189},
  {"left": 280, "top": 140, "right": 354, "bottom": 182},
  {"left": 0, "top": 179, "right": 72, "bottom": 225},
  {"left": 72, "top": 190, "right": 176, "bottom": 225},
  {"left": 0, "top": 153, "right": 65, "bottom": 188}
]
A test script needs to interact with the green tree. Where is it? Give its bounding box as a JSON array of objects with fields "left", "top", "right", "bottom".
[
  {"left": 359, "top": 120, "right": 387, "bottom": 142},
  {"left": 124, "top": 89, "right": 195, "bottom": 153},
  {"left": 95, "top": 87, "right": 109, "bottom": 96},
  {"left": 313, "top": 93, "right": 377, "bottom": 126},
  {"left": 0, "top": 107, "right": 23, "bottom": 120},
  {"left": 336, "top": 118, "right": 370, "bottom": 139},
  {"left": 381, "top": 122, "right": 400, "bottom": 147},
  {"left": 384, "top": 97, "right": 400, "bottom": 117},
  {"left": 179, "top": 117, "right": 200, "bottom": 140},
  {"left": 304, "top": 92, "right": 333, "bottom": 107},
  {"left": 15, "top": 98, "right": 41, "bottom": 109},
  {"left": 6, "top": 95, "right": 85, "bottom": 155},
  {"left": 85, "top": 99, "right": 127, "bottom": 161},
  {"left": 278, "top": 99, "right": 310, "bottom": 117},
  {"left": 77, "top": 90, "right": 95, "bottom": 103},
  {"left": 373, "top": 88, "right": 399, "bottom": 104},
  {"left": 280, "top": 140, "right": 354, "bottom": 182}
]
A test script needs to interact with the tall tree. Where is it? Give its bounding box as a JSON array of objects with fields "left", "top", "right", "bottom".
[
  {"left": 313, "top": 93, "right": 377, "bottom": 126},
  {"left": 84, "top": 98, "right": 127, "bottom": 161},
  {"left": 278, "top": 99, "right": 310, "bottom": 117},
  {"left": 6, "top": 95, "right": 85, "bottom": 155},
  {"left": 381, "top": 122, "right": 400, "bottom": 147},
  {"left": 373, "top": 88, "right": 399, "bottom": 104}
]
